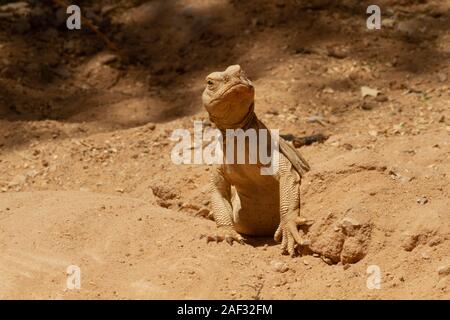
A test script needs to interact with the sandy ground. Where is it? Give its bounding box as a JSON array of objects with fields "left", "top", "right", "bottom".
[{"left": 0, "top": 0, "right": 449, "bottom": 299}]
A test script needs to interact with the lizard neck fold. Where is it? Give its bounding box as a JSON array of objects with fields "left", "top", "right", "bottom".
[{"left": 210, "top": 103, "right": 257, "bottom": 132}]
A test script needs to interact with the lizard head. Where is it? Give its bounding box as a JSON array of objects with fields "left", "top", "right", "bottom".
[{"left": 202, "top": 65, "right": 255, "bottom": 129}]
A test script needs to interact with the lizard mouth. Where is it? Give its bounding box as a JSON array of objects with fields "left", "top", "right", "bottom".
[{"left": 207, "top": 82, "right": 253, "bottom": 106}]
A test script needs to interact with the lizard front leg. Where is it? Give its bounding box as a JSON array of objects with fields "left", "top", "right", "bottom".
[
  {"left": 274, "top": 154, "right": 310, "bottom": 256},
  {"left": 202, "top": 166, "right": 245, "bottom": 245}
]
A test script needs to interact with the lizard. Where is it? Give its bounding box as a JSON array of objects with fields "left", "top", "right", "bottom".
[{"left": 201, "top": 65, "right": 312, "bottom": 256}]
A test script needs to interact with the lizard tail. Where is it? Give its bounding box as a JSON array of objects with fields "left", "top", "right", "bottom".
[{"left": 278, "top": 138, "right": 311, "bottom": 178}]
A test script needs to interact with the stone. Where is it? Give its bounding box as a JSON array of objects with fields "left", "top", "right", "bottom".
[
  {"left": 340, "top": 217, "right": 361, "bottom": 236},
  {"left": 270, "top": 260, "right": 289, "bottom": 273},
  {"left": 437, "top": 265, "right": 450, "bottom": 276},
  {"left": 416, "top": 196, "right": 428, "bottom": 205}
]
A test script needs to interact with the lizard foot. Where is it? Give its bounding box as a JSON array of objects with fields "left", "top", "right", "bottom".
[
  {"left": 274, "top": 217, "right": 313, "bottom": 256},
  {"left": 201, "top": 226, "right": 245, "bottom": 245}
]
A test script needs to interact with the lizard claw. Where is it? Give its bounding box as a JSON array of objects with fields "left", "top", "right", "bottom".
[
  {"left": 274, "top": 216, "right": 311, "bottom": 256},
  {"left": 201, "top": 226, "right": 245, "bottom": 246}
]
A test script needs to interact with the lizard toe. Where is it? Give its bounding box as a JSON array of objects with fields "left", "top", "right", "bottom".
[
  {"left": 295, "top": 217, "right": 314, "bottom": 226},
  {"left": 203, "top": 228, "right": 245, "bottom": 245},
  {"left": 280, "top": 230, "right": 288, "bottom": 254},
  {"left": 287, "top": 235, "right": 296, "bottom": 257},
  {"left": 274, "top": 225, "right": 282, "bottom": 242},
  {"left": 225, "top": 236, "right": 234, "bottom": 245}
]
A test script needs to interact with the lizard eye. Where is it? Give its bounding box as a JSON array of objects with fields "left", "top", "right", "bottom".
[{"left": 207, "top": 80, "right": 214, "bottom": 86}]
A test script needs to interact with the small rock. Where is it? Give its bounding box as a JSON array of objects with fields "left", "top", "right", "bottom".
[
  {"left": 375, "top": 95, "right": 388, "bottom": 102},
  {"left": 340, "top": 217, "right": 361, "bottom": 236},
  {"left": 95, "top": 53, "right": 118, "bottom": 66},
  {"left": 266, "top": 109, "right": 279, "bottom": 116},
  {"left": 156, "top": 199, "right": 172, "bottom": 209},
  {"left": 342, "top": 143, "right": 353, "bottom": 150},
  {"left": 416, "top": 196, "right": 428, "bottom": 205},
  {"left": 436, "top": 277, "right": 448, "bottom": 291},
  {"left": 326, "top": 47, "right": 347, "bottom": 59},
  {"left": 393, "top": 123, "right": 404, "bottom": 134},
  {"left": 438, "top": 265, "right": 450, "bottom": 276},
  {"left": 322, "top": 87, "right": 334, "bottom": 94},
  {"left": 428, "top": 236, "right": 443, "bottom": 247},
  {"left": 361, "top": 86, "right": 380, "bottom": 98},
  {"left": 368, "top": 130, "right": 378, "bottom": 137},
  {"left": 401, "top": 232, "right": 418, "bottom": 251},
  {"left": 270, "top": 260, "right": 289, "bottom": 273},
  {"left": 307, "top": 115, "right": 327, "bottom": 126},
  {"left": 382, "top": 18, "right": 395, "bottom": 28},
  {"left": 321, "top": 256, "right": 334, "bottom": 265},
  {"left": 151, "top": 185, "right": 177, "bottom": 200},
  {"left": 341, "top": 237, "right": 367, "bottom": 264},
  {"left": 361, "top": 101, "right": 377, "bottom": 111},
  {"left": 421, "top": 252, "right": 430, "bottom": 260}
]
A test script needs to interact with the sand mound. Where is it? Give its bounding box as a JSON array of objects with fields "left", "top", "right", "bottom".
[{"left": 0, "top": 188, "right": 448, "bottom": 299}]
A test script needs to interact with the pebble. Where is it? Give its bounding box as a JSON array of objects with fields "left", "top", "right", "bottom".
[
  {"left": 340, "top": 217, "right": 361, "bottom": 229},
  {"left": 266, "top": 109, "right": 279, "bottom": 116},
  {"left": 375, "top": 95, "right": 388, "bottom": 102},
  {"left": 437, "top": 265, "right": 450, "bottom": 276},
  {"left": 321, "top": 256, "right": 333, "bottom": 265},
  {"left": 416, "top": 196, "right": 428, "bottom": 205},
  {"left": 368, "top": 130, "right": 378, "bottom": 137},
  {"left": 361, "top": 86, "right": 380, "bottom": 98},
  {"left": 421, "top": 252, "right": 430, "bottom": 260},
  {"left": 401, "top": 232, "right": 418, "bottom": 252},
  {"left": 361, "top": 101, "right": 377, "bottom": 111},
  {"left": 270, "top": 260, "right": 289, "bottom": 273},
  {"left": 382, "top": 18, "right": 395, "bottom": 28},
  {"left": 322, "top": 87, "right": 334, "bottom": 94}
]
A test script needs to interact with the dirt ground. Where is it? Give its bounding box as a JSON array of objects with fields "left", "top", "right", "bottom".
[{"left": 0, "top": 0, "right": 449, "bottom": 299}]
